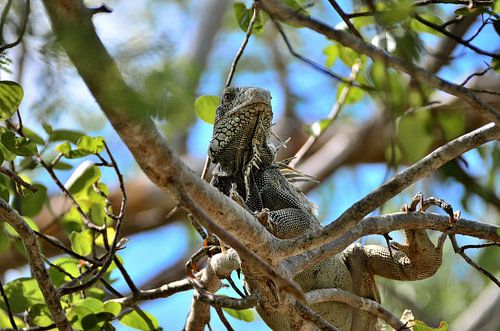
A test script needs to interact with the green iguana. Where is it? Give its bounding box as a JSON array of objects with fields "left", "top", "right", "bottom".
[{"left": 208, "top": 86, "right": 445, "bottom": 330}]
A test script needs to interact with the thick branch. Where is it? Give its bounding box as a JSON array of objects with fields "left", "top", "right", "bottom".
[
  {"left": 306, "top": 288, "right": 408, "bottom": 330},
  {"left": 257, "top": 0, "right": 500, "bottom": 124},
  {"left": 277, "top": 122, "right": 500, "bottom": 257},
  {"left": 41, "top": 0, "right": 278, "bottom": 264},
  {"left": 0, "top": 200, "right": 70, "bottom": 330},
  {"left": 282, "top": 212, "right": 499, "bottom": 275}
]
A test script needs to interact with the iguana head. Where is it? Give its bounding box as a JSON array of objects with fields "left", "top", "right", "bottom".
[{"left": 209, "top": 86, "right": 274, "bottom": 175}]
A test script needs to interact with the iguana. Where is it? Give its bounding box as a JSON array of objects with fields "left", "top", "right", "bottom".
[{"left": 208, "top": 86, "right": 445, "bottom": 330}]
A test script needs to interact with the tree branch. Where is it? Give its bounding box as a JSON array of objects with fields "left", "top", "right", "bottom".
[
  {"left": 306, "top": 288, "right": 409, "bottom": 330},
  {"left": 0, "top": 199, "right": 70, "bottom": 330},
  {"left": 276, "top": 122, "right": 499, "bottom": 257},
  {"left": 257, "top": 0, "right": 500, "bottom": 124},
  {"left": 283, "top": 212, "right": 499, "bottom": 277}
]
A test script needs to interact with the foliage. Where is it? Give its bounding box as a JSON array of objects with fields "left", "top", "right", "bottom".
[{"left": 0, "top": 0, "right": 498, "bottom": 330}]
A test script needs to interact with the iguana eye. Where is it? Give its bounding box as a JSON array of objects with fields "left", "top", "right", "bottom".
[{"left": 222, "top": 91, "right": 234, "bottom": 103}]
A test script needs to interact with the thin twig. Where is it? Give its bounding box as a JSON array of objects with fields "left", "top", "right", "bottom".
[
  {"left": 413, "top": 14, "right": 500, "bottom": 59},
  {"left": 0, "top": 167, "right": 37, "bottom": 192},
  {"left": 271, "top": 18, "right": 372, "bottom": 90},
  {"left": 275, "top": 122, "right": 500, "bottom": 258},
  {"left": 0, "top": 0, "right": 30, "bottom": 53},
  {"left": 34, "top": 230, "right": 102, "bottom": 265},
  {"left": 225, "top": 5, "right": 259, "bottom": 87},
  {"left": 0, "top": 280, "right": 18, "bottom": 330},
  {"left": 460, "top": 242, "right": 499, "bottom": 251},
  {"left": 464, "top": 17, "right": 492, "bottom": 43},
  {"left": 214, "top": 307, "right": 235, "bottom": 331},
  {"left": 449, "top": 233, "right": 500, "bottom": 286},
  {"left": 0, "top": 200, "right": 70, "bottom": 329},
  {"left": 289, "top": 58, "right": 362, "bottom": 167},
  {"left": 327, "top": 0, "right": 363, "bottom": 39},
  {"left": 460, "top": 65, "right": 492, "bottom": 86}
]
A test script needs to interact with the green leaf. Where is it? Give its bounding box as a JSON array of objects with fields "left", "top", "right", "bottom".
[
  {"left": 1, "top": 131, "right": 37, "bottom": 156},
  {"left": 15, "top": 184, "right": 48, "bottom": 217},
  {"left": 48, "top": 257, "right": 81, "bottom": 286},
  {"left": 0, "top": 81, "right": 23, "bottom": 120},
  {"left": 56, "top": 141, "right": 71, "bottom": 154},
  {"left": 95, "top": 227, "right": 116, "bottom": 247},
  {"left": 53, "top": 161, "right": 73, "bottom": 170},
  {"left": 336, "top": 83, "right": 364, "bottom": 104},
  {"left": 323, "top": 44, "right": 339, "bottom": 68},
  {"left": 77, "top": 136, "right": 105, "bottom": 154},
  {"left": 4, "top": 216, "right": 39, "bottom": 238},
  {"left": 28, "top": 304, "right": 53, "bottom": 327},
  {"left": 119, "top": 309, "right": 159, "bottom": 331},
  {"left": 0, "top": 309, "right": 26, "bottom": 328},
  {"left": 49, "top": 129, "right": 85, "bottom": 143},
  {"left": 493, "top": 58, "right": 500, "bottom": 73},
  {"left": 0, "top": 225, "right": 10, "bottom": 252},
  {"left": 223, "top": 308, "right": 254, "bottom": 322},
  {"left": 411, "top": 14, "right": 443, "bottom": 35},
  {"left": 68, "top": 306, "right": 95, "bottom": 330},
  {"left": 1, "top": 278, "right": 44, "bottom": 313},
  {"left": 337, "top": 45, "right": 360, "bottom": 67},
  {"left": 378, "top": 0, "right": 414, "bottom": 25},
  {"left": 397, "top": 110, "right": 434, "bottom": 162},
  {"left": 103, "top": 301, "right": 121, "bottom": 317},
  {"left": 194, "top": 95, "right": 219, "bottom": 124},
  {"left": 233, "top": 2, "right": 265, "bottom": 33},
  {"left": 22, "top": 127, "right": 45, "bottom": 145},
  {"left": 70, "top": 230, "right": 93, "bottom": 256},
  {"left": 437, "top": 111, "right": 465, "bottom": 141},
  {"left": 414, "top": 320, "right": 449, "bottom": 331},
  {"left": 42, "top": 122, "right": 52, "bottom": 135},
  {"left": 65, "top": 161, "right": 101, "bottom": 196}
]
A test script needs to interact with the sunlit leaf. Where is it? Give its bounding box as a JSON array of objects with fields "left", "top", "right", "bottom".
[
  {"left": 223, "top": 308, "right": 254, "bottom": 322},
  {"left": 64, "top": 161, "right": 101, "bottom": 196},
  {"left": 336, "top": 83, "right": 364, "bottom": 104},
  {"left": 1, "top": 278, "right": 44, "bottom": 313},
  {"left": 0, "top": 81, "right": 23, "bottom": 120},
  {"left": 233, "top": 2, "right": 265, "bottom": 33},
  {"left": 70, "top": 230, "right": 93, "bottom": 256},
  {"left": 95, "top": 227, "right": 116, "bottom": 248},
  {"left": 77, "top": 136, "right": 105, "bottom": 154},
  {"left": 119, "top": 310, "right": 159, "bottom": 331},
  {"left": 28, "top": 304, "right": 53, "bottom": 327},
  {"left": 414, "top": 320, "right": 449, "bottom": 331},
  {"left": 194, "top": 95, "right": 219, "bottom": 124},
  {"left": 0, "top": 309, "right": 26, "bottom": 328},
  {"left": 323, "top": 44, "right": 339, "bottom": 67},
  {"left": 103, "top": 301, "right": 121, "bottom": 317}
]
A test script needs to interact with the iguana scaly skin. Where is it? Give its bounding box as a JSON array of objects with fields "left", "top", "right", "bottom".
[{"left": 209, "top": 87, "right": 444, "bottom": 330}]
